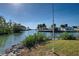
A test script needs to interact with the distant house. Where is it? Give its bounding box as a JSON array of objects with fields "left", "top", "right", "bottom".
[
  {"left": 60, "top": 27, "right": 74, "bottom": 31},
  {"left": 51, "top": 24, "right": 59, "bottom": 31},
  {"left": 59, "top": 24, "right": 74, "bottom": 31},
  {"left": 73, "top": 26, "right": 79, "bottom": 31},
  {"left": 60, "top": 27, "right": 66, "bottom": 31}
]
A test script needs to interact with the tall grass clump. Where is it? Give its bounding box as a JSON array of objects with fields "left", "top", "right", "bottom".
[
  {"left": 59, "top": 32, "right": 76, "bottom": 40},
  {"left": 34, "top": 33, "right": 48, "bottom": 44},
  {"left": 22, "top": 32, "right": 49, "bottom": 49}
]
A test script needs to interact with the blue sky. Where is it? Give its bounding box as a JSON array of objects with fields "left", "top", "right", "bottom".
[
  {"left": 0, "top": 3, "right": 53, "bottom": 29},
  {"left": 0, "top": 3, "right": 79, "bottom": 29},
  {"left": 54, "top": 3, "right": 79, "bottom": 27}
]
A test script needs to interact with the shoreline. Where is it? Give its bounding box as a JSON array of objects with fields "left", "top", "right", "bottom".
[
  {"left": 0, "top": 44, "right": 24, "bottom": 56},
  {"left": 38, "top": 30, "right": 79, "bottom": 33},
  {"left": 1, "top": 39, "right": 79, "bottom": 56}
]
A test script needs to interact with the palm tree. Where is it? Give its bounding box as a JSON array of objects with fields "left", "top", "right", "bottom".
[
  {"left": 37, "top": 24, "right": 47, "bottom": 31},
  {"left": 51, "top": 24, "right": 56, "bottom": 28},
  {"left": 60, "top": 24, "right": 68, "bottom": 28},
  {"left": 42, "top": 23, "right": 46, "bottom": 30}
]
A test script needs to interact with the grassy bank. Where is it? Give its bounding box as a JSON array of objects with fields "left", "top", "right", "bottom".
[
  {"left": 18, "top": 32, "right": 79, "bottom": 56},
  {"left": 53, "top": 40, "right": 79, "bottom": 56},
  {"left": 19, "top": 40, "right": 55, "bottom": 56},
  {"left": 19, "top": 40, "right": 79, "bottom": 56}
]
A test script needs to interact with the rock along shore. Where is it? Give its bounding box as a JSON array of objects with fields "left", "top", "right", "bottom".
[{"left": 1, "top": 44, "right": 25, "bottom": 56}]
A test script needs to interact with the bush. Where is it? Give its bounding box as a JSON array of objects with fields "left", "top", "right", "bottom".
[
  {"left": 22, "top": 32, "right": 48, "bottom": 49},
  {"left": 22, "top": 35, "right": 36, "bottom": 49},
  {"left": 59, "top": 32, "right": 76, "bottom": 40},
  {"left": 34, "top": 33, "right": 48, "bottom": 44}
]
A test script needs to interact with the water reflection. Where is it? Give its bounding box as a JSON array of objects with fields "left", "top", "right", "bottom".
[
  {"left": 0, "top": 30, "right": 37, "bottom": 54},
  {"left": 0, "top": 35, "right": 8, "bottom": 47}
]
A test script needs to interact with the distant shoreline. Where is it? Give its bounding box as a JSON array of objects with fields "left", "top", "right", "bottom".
[{"left": 38, "top": 30, "right": 79, "bottom": 33}]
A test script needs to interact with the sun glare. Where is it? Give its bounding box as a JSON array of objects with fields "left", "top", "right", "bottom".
[
  {"left": 10, "top": 3, "right": 22, "bottom": 10},
  {"left": 11, "top": 3, "right": 21, "bottom": 6}
]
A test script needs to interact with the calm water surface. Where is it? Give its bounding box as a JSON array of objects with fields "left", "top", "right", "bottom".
[{"left": 0, "top": 29, "right": 52, "bottom": 54}]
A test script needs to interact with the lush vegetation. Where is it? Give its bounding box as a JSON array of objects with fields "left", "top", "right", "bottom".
[
  {"left": 12, "top": 23, "right": 26, "bottom": 33},
  {"left": 22, "top": 33, "right": 49, "bottom": 49},
  {"left": 60, "top": 24, "right": 68, "bottom": 28},
  {"left": 59, "top": 32, "right": 77, "bottom": 40},
  {"left": 20, "top": 40, "right": 54, "bottom": 56},
  {"left": 20, "top": 40, "right": 79, "bottom": 56},
  {"left": 0, "top": 16, "right": 26, "bottom": 34}
]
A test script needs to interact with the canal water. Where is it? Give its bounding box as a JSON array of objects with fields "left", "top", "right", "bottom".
[
  {"left": 0, "top": 29, "right": 79, "bottom": 54},
  {"left": 0, "top": 29, "right": 52, "bottom": 54}
]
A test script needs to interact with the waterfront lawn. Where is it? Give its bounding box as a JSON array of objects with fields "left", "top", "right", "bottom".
[
  {"left": 20, "top": 40, "right": 79, "bottom": 56},
  {"left": 52, "top": 40, "right": 79, "bottom": 56}
]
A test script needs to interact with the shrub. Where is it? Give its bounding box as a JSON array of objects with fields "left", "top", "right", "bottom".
[
  {"left": 22, "top": 35, "right": 36, "bottom": 49},
  {"left": 34, "top": 33, "right": 48, "bottom": 44},
  {"left": 59, "top": 32, "right": 76, "bottom": 40},
  {"left": 22, "top": 32, "right": 48, "bottom": 49}
]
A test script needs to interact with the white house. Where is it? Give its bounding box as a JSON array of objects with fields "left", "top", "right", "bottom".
[{"left": 60, "top": 27, "right": 74, "bottom": 31}]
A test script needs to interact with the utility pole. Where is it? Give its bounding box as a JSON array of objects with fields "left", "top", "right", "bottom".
[
  {"left": 52, "top": 3, "right": 55, "bottom": 54},
  {"left": 52, "top": 3, "right": 55, "bottom": 40}
]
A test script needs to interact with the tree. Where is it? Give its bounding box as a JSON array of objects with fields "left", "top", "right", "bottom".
[
  {"left": 12, "top": 23, "right": 26, "bottom": 33},
  {"left": 72, "top": 26, "right": 77, "bottom": 28},
  {"left": 0, "top": 16, "right": 26, "bottom": 34},
  {"left": 37, "top": 23, "right": 47, "bottom": 30},
  {"left": 60, "top": 24, "right": 68, "bottom": 28},
  {"left": 0, "top": 16, "right": 6, "bottom": 33},
  {"left": 42, "top": 23, "right": 47, "bottom": 29}
]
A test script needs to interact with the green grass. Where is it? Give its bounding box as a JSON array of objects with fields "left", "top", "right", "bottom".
[
  {"left": 20, "top": 40, "right": 79, "bottom": 56},
  {"left": 21, "top": 32, "right": 79, "bottom": 56},
  {"left": 47, "top": 40, "right": 79, "bottom": 56}
]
